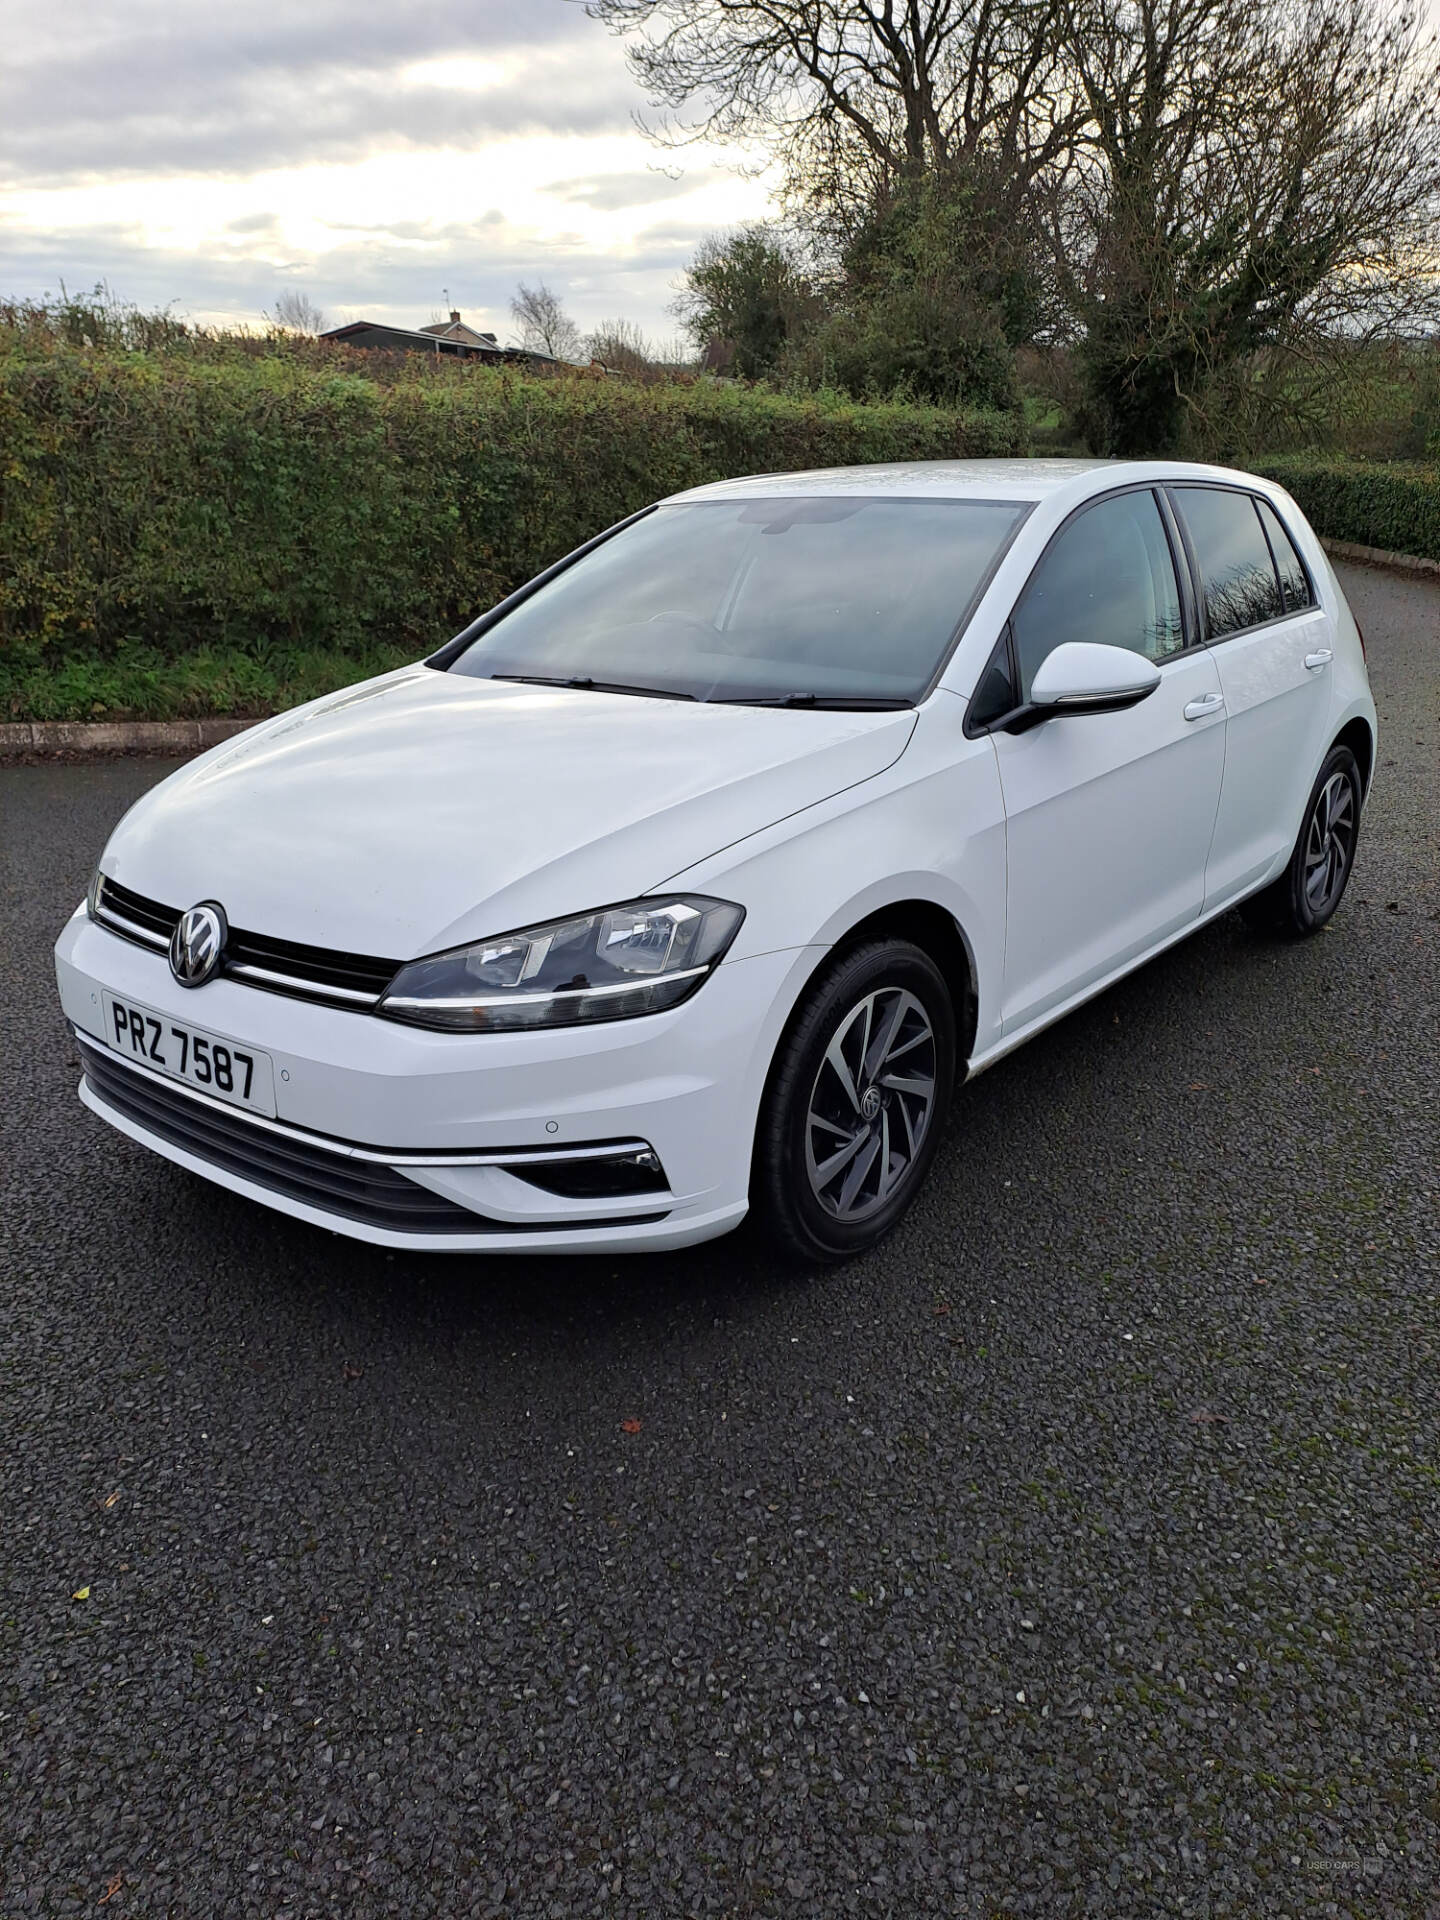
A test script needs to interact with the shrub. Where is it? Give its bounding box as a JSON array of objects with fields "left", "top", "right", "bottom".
[
  {"left": 0, "top": 344, "right": 1025, "bottom": 718},
  {"left": 1255, "top": 456, "right": 1440, "bottom": 563},
  {"left": 782, "top": 175, "right": 1033, "bottom": 414}
]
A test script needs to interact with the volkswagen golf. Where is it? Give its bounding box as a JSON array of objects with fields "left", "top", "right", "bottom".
[{"left": 55, "top": 460, "right": 1376, "bottom": 1262}]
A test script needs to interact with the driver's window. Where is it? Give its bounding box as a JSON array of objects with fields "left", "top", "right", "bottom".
[{"left": 1012, "top": 490, "right": 1184, "bottom": 701}]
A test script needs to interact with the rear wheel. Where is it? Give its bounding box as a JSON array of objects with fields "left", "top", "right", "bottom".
[
  {"left": 753, "top": 939, "right": 956, "bottom": 1264},
  {"left": 1239, "top": 744, "right": 1362, "bottom": 937}
]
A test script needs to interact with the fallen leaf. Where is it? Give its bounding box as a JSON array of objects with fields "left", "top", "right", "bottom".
[
  {"left": 342, "top": 1364, "right": 363, "bottom": 1381},
  {"left": 932, "top": 1302, "right": 952, "bottom": 1317},
  {"left": 1188, "top": 1081, "right": 1210, "bottom": 1091},
  {"left": 1189, "top": 1409, "right": 1229, "bottom": 1425},
  {"left": 100, "top": 1872, "right": 124, "bottom": 1905},
  {"left": 103, "top": 1492, "right": 120, "bottom": 1509},
  {"left": 620, "top": 1418, "right": 642, "bottom": 1435},
  {"left": 72, "top": 1586, "right": 90, "bottom": 1601}
]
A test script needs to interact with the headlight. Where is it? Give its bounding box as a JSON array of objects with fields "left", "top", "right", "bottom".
[
  {"left": 86, "top": 865, "right": 104, "bottom": 920},
  {"left": 376, "top": 896, "right": 745, "bottom": 1032}
]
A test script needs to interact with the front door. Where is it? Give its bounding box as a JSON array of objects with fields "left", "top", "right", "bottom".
[{"left": 991, "top": 487, "right": 1227, "bottom": 1035}]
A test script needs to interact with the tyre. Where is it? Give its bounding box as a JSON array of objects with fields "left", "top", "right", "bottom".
[
  {"left": 1239, "top": 744, "right": 1363, "bottom": 937},
  {"left": 753, "top": 939, "right": 957, "bottom": 1264}
]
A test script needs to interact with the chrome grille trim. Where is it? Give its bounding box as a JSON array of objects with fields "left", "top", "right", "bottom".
[
  {"left": 223, "top": 961, "right": 381, "bottom": 1006},
  {"left": 72, "top": 1029, "right": 655, "bottom": 1168},
  {"left": 93, "top": 900, "right": 169, "bottom": 952}
]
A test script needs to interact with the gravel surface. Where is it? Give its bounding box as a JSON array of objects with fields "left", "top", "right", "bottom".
[{"left": 2, "top": 562, "right": 1437, "bottom": 1919}]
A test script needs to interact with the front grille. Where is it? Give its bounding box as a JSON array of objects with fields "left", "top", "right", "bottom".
[
  {"left": 80, "top": 1038, "right": 481, "bottom": 1233},
  {"left": 95, "top": 877, "right": 399, "bottom": 1011}
]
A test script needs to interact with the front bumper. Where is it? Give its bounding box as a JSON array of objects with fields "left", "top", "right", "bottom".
[{"left": 56, "top": 907, "right": 818, "bottom": 1253}]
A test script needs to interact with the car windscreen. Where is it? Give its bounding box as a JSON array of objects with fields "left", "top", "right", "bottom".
[{"left": 446, "top": 496, "right": 1029, "bottom": 705}]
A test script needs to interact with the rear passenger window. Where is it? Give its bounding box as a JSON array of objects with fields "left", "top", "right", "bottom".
[
  {"left": 1256, "top": 499, "right": 1314, "bottom": 612},
  {"left": 1176, "top": 487, "right": 1284, "bottom": 637},
  {"left": 1011, "top": 489, "right": 1184, "bottom": 700}
]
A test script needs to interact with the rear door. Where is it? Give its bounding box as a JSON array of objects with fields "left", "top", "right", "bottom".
[
  {"left": 987, "top": 486, "right": 1227, "bottom": 1035},
  {"left": 1168, "top": 486, "right": 1336, "bottom": 907}
]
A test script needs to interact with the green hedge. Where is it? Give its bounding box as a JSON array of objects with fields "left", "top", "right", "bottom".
[
  {"left": 0, "top": 347, "right": 1024, "bottom": 719},
  {"left": 1256, "top": 455, "right": 1440, "bottom": 564}
]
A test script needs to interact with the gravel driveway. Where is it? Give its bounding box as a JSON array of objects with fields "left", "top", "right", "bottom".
[{"left": 2, "top": 562, "right": 1437, "bottom": 1918}]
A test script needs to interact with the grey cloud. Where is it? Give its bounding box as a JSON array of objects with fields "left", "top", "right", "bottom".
[
  {"left": 0, "top": 0, "right": 637, "bottom": 183},
  {"left": 0, "top": 0, "right": 734, "bottom": 341},
  {"left": 316, "top": 212, "right": 512, "bottom": 244},
  {"left": 629, "top": 221, "right": 717, "bottom": 255},
  {"left": 543, "top": 170, "right": 714, "bottom": 212}
]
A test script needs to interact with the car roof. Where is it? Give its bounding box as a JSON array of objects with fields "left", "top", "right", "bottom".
[{"left": 663, "top": 458, "right": 1275, "bottom": 508}]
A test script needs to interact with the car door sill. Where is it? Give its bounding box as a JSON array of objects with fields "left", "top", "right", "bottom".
[{"left": 965, "top": 890, "right": 1262, "bottom": 1080}]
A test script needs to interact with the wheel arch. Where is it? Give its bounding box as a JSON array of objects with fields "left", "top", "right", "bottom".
[
  {"left": 1333, "top": 715, "right": 1374, "bottom": 797},
  {"left": 746, "top": 898, "right": 976, "bottom": 1250},
  {"left": 830, "top": 900, "right": 979, "bottom": 1068},
  {"left": 765, "top": 896, "right": 980, "bottom": 1081}
]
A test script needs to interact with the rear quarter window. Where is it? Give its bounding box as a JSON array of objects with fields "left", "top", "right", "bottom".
[{"left": 1255, "top": 499, "right": 1315, "bottom": 613}]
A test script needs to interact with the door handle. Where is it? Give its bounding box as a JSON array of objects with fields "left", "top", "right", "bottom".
[
  {"left": 1183, "top": 692, "right": 1225, "bottom": 721},
  {"left": 1304, "top": 649, "right": 1333, "bottom": 671}
]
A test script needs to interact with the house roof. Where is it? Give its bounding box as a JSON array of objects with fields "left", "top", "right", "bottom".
[
  {"left": 418, "top": 317, "right": 500, "bottom": 348},
  {"left": 319, "top": 320, "right": 559, "bottom": 365},
  {"left": 321, "top": 320, "right": 492, "bottom": 355}
]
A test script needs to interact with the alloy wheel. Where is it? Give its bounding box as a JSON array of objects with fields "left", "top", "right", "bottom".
[
  {"left": 1304, "top": 770, "right": 1356, "bottom": 914},
  {"left": 803, "top": 988, "right": 938, "bottom": 1222}
]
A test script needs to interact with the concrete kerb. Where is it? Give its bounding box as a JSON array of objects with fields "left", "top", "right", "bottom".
[{"left": 0, "top": 717, "right": 256, "bottom": 761}]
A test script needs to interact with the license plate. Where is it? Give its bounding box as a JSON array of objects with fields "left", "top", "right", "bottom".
[{"left": 99, "top": 992, "right": 277, "bottom": 1117}]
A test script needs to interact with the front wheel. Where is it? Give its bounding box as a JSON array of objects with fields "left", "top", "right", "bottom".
[
  {"left": 753, "top": 939, "right": 956, "bottom": 1264},
  {"left": 1239, "top": 744, "right": 1363, "bottom": 937}
]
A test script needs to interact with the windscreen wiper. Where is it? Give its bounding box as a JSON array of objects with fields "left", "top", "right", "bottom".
[
  {"left": 717, "top": 693, "right": 914, "bottom": 710},
  {"left": 491, "top": 673, "right": 696, "bottom": 701}
]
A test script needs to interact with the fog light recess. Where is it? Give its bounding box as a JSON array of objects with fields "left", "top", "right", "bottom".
[{"left": 510, "top": 1147, "right": 668, "bottom": 1200}]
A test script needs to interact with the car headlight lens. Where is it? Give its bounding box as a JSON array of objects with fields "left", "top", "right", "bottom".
[
  {"left": 86, "top": 865, "right": 104, "bottom": 920},
  {"left": 376, "top": 896, "right": 745, "bottom": 1032}
]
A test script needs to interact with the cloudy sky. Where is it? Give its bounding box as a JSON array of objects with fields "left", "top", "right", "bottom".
[{"left": 0, "top": 0, "right": 777, "bottom": 345}]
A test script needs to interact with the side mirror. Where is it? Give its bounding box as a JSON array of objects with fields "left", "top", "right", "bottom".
[{"left": 1028, "top": 642, "right": 1161, "bottom": 716}]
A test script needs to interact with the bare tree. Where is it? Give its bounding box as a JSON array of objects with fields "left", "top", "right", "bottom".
[
  {"left": 510, "top": 281, "right": 583, "bottom": 359},
  {"left": 585, "top": 317, "right": 655, "bottom": 372},
  {"left": 583, "top": 0, "right": 1083, "bottom": 234},
  {"left": 1054, "top": 0, "right": 1440, "bottom": 451},
  {"left": 270, "top": 289, "right": 326, "bottom": 334},
  {"left": 593, "top": 0, "right": 1440, "bottom": 449}
]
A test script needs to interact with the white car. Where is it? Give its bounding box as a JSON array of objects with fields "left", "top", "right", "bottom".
[{"left": 55, "top": 460, "right": 1376, "bottom": 1262}]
